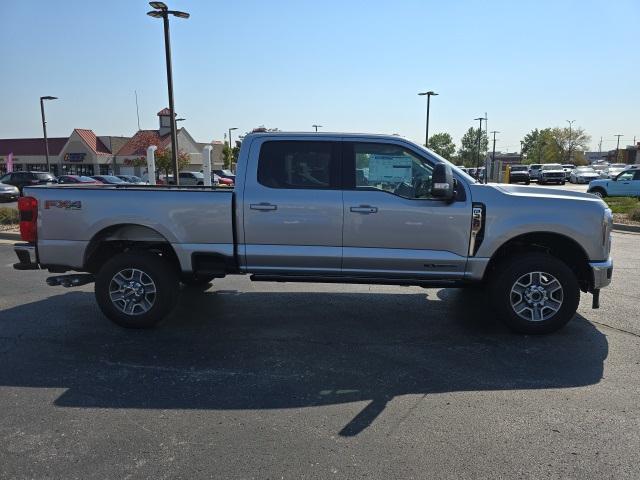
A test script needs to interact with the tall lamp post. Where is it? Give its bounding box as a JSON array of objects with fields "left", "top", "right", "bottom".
[
  {"left": 40, "top": 96, "right": 57, "bottom": 173},
  {"left": 228, "top": 127, "right": 238, "bottom": 172},
  {"left": 147, "top": 2, "right": 189, "bottom": 185},
  {"left": 489, "top": 131, "right": 499, "bottom": 184},
  {"left": 418, "top": 91, "right": 438, "bottom": 147},
  {"left": 474, "top": 116, "right": 485, "bottom": 170},
  {"left": 312, "top": 124, "right": 322, "bottom": 132},
  {"left": 566, "top": 119, "right": 575, "bottom": 163}
]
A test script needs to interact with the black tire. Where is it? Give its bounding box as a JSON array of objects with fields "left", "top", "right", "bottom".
[
  {"left": 560, "top": 181, "right": 565, "bottom": 185},
  {"left": 181, "top": 275, "right": 215, "bottom": 287},
  {"left": 525, "top": 180, "right": 530, "bottom": 185},
  {"left": 95, "top": 251, "right": 179, "bottom": 328},
  {"left": 489, "top": 252, "right": 580, "bottom": 334},
  {"left": 589, "top": 188, "right": 606, "bottom": 198}
]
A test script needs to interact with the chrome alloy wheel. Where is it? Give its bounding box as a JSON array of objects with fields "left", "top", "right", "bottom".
[
  {"left": 510, "top": 271, "right": 564, "bottom": 322},
  {"left": 109, "top": 268, "right": 157, "bottom": 315}
]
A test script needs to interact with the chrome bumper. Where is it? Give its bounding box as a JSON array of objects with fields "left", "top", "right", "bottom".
[
  {"left": 14, "top": 242, "right": 39, "bottom": 270},
  {"left": 589, "top": 258, "right": 613, "bottom": 290}
]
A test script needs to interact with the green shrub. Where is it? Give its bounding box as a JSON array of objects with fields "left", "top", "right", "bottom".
[
  {"left": 630, "top": 207, "right": 640, "bottom": 222},
  {"left": 0, "top": 207, "right": 19, "bottom": 225}
]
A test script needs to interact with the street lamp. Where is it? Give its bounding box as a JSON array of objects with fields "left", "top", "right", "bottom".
[
  {"left": 566, "top": 119, "right": 575, "bottom": 163},
  {"left": 176, "top": 117, "right": 186, "bottom": 123},
  {"left": 474, "top": 116, "right": 485, "bottom": 169},
  {"left": 418, "top": 91, "right": 438, "bottom": 147},
  {"left": 147, "top": 2, "right": 189, "bottom": 185},
  {"left": 312, "top": 124, "right": 322, "bottom": 132},
  {"left": 40, "top": 96, "right": 57, "bottom": 173}
]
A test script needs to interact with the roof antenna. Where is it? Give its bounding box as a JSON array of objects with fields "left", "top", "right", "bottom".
[{"left": 134, "top": 90, "right": 141, "bottom": 131}]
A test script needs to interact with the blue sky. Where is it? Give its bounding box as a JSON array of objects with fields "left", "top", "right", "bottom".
[{"left": 1, "top": 0, "right": 637, "bottom": 152}]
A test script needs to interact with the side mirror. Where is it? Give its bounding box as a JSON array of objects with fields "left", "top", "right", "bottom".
[{"left": 431, "top": 163, "right": 455, "bottom": 201}]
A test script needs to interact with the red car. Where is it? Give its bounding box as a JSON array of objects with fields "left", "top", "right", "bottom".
[{"left": 57, "top": 175, "right": 103, "bottom": 185}]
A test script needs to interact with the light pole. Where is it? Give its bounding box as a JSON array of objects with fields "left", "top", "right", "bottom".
[
  {"left": 418, "top": 91, "right": 438, "bottom": 147},
  {"left": 147, "top": 2, "right": 189, "bottom": 185},
  {"left": 40, "top": 96, "right": 57, "bottom": 173},
  {"left": 566, "top": 119, "right": 575, "bottom": 163},
  {"left": 474, "top": 116, "right": 485, "bottom": 170},
  {"left": 228, "top": 127, "right": 238, "bottom": 172},
  {"left": 312, "top": 124, "right": 322, "bottom": 132}
]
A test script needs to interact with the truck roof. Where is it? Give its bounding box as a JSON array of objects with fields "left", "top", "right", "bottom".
[{"left": 244, "top": 131, "right": 406, "bottom": 140}]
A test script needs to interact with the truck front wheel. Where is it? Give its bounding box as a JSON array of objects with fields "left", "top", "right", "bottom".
[
  {"left": 490, "top": 253, "right": 580, "bottom": 334},
  {"left": 95, "top": 251, "right": 179, "bottom": 328}
]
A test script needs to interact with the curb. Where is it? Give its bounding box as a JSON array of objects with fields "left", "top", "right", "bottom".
[
  {"left": 613, "top": 223, "right": 640, "bottom": 234},
  {"left": 0, "top": 231, "right": 20, "bottom": 241}
]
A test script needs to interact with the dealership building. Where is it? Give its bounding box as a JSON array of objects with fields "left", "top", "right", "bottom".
[{"left": 0, "top": 109, "right": 224, "bottom": 176}]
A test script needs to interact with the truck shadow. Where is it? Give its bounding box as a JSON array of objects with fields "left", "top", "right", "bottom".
[{"left": 0, "top": 287, "right": 607, "bottom": 437}]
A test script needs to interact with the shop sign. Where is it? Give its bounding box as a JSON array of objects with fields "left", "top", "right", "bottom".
[{"left": 64, "top": 153, "right": 86, "bottom": 163}]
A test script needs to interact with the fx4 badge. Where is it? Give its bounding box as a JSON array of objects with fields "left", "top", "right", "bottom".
[{"left": 45, "top": 200, "right": 82, "bottom": 210}]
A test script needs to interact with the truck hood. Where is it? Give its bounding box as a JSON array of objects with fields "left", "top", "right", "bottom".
[{"left": 490, "top": 183, "right": 600, "bottom": 202}]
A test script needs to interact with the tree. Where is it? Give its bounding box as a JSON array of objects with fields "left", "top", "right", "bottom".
[
  {"left": 222, "top": 141, "right": 241, "bottom": 169},
  {"left": 458, "top": 127, "right": 488, "bottom": 167},
  {"left": 155, "top": 148, "right": 190, "bottom": 177},
  {"left": 549, "top": 126, "right": 591, "bottom": 164},
  {"left": 128, "top": 131, "right": 190, "bottom": 178},
  {"left": 521, "top": 126, "right": 591, "bottom": 164},
  {"left": 428, "top": 132, "right": 456, "bottom": 160}
]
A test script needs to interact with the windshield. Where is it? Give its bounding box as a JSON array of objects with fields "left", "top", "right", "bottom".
[
  {"left": 576, "top": 167, "right": 595, "bottom": 172},
  {"left": 34, "top": 172, "right": 55, "bottom": 180},
  {"left": 542, "top": 164, "right": 562, "bottom": 170},
  {"left": 78, "top": 176, "right": 96, "bottom": 182},
  {"left": 529, "top": 164, "right": 541, "bottom": 169},
  {"left": 101, "top": 176, "right": 126, "bottom": 183},
  {"left": 511, "top": 165, "right": 528, "bottom": 172}
]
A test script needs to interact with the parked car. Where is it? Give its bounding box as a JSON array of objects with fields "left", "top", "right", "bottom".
[
  {"left": 456, "top": 165, "right": 468, "bottom": 174},
  {"left": 14, "top": 132, "right": 613, "bottom": 335},
  {"left": 508, "top": 165, "right": 530, "bottom": 185},
  {"left": 562, "top": 164, "right": 576, "bottom": 180},
  {"left": 213, "top": 174, "right": 234, "bottom": 186},
  {"left": 0, "top": 171, "right": 56, "bottom": 193},
  {"left": 91, "top": 175, "right": 129, "bottom": 185},
  {"left": 601, "top": 166, "right": 626, "bottom": 180},
  {"left": 592, "top": 164, "right": 609, "bottom": 178},
  {"left": 0, "top": 182, "right": 20, "bottom": 202},
  {"left": 213, "top": 169, "right": 236, "bottom": 182},
  {"left": 116, "top": 175, "right": 146, "bottom": 184},
  {"left": 177, "top": 171, "right": 205, "bottom": 185},
  {"left": 528, "top": 164, "right": 543, "bottom": 181},
  {"left": 588, "top": 169, "right": 640, "bottom": 198},
  {"left": 57, "top": 175, "right": 103, "bottom": 185},
  {"left": 538, "top": 164, "right": 566, "bottom": 185},
  {"left": 570, "top": 166, "right": 600, "bottom": 184}
]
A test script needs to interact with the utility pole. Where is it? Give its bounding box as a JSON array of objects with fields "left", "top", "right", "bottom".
[
  {"left": 598, "top": 136, "right": 602, "bottom": 154},
  {"left": 474, "top": 117, "right": 485, "bottom": 170},
  {"left": 490, "top": 131, "right": 499, "bottom": 184},
  {"left": 614, "top": 134, "right": 623, "bottom": 163},
  {"left": 312, "top": 124, "right": 322, "bottom": 132}
]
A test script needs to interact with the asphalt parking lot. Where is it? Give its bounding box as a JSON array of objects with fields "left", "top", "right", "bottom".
[{"left": 0, "top": 232, "right": 638, "bottom": 479}]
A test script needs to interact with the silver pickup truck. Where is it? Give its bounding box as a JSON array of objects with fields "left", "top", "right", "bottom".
[{"left": 14, "top": 132, "right": 613, "bottom": 334}]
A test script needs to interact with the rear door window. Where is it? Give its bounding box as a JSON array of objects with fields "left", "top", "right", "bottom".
[{"left": 257, "top": 141, "right": 340, "bottom": 189}]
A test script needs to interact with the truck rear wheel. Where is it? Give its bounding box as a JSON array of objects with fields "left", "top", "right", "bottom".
[
  {"left": 489, "top": 253, "right": 580, "bottom": 334},
  {"left": 95, "top": 251, "right": 179, "bottom": 328}
]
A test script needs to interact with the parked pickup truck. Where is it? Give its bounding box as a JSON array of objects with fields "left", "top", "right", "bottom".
[{"left": 13, "top": 133, "right": 613, "bottom": 334}]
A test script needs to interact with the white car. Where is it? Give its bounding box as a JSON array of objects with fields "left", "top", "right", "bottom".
[
  {"left": 570, "top": 167, "right": 600, "bottom": 184},
  {"left": 538, "top": 164, "right": 566, "bottom": 185},
  {"left": 178, "top": 171, "right": 205, "bottom": 186}
]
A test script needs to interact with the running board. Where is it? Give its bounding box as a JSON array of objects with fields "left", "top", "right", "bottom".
[{"left": 249, "top": 274, "right": 464, "bottom": 288}]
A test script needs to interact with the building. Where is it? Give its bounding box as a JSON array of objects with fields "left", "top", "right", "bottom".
[
  {"left": 0, "top": 108, "right": 224, "bottom": 176},
  {"left": 604, "top": 144, "right": 639, "bottom": 165},
  {"left": 585, "top": 151, "right": 608, "bottom": 164},
  {"left": 0, "top": 137, "right": 68, "bottom": 175}
]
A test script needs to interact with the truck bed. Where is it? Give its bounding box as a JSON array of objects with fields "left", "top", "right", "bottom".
[{"left": 26, "top": 185, "right": 235, "bottom": 271}]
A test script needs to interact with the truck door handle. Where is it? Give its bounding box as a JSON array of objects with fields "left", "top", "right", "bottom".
[
  {"left": 250, "top": 203, "right": 277, "bottom": 211},
  {"left": 350, "top": 205, "right": 378, "bottom": 214}
]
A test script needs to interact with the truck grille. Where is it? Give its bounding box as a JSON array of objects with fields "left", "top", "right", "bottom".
[{"left": 543, "top": 172, "right": 564, "bottom": 178}]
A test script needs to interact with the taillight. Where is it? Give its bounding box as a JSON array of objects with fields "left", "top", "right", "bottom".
[{"left": 18, "top": 196, "right": 38, "bottom": 242}]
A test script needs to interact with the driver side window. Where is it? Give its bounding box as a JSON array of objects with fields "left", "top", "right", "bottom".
[
  {"left": 352, "top": 143, "right": 434, "bottom": 199},
  {"left": 617, "top": 171, "right": 635, "bottom": 181}
]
